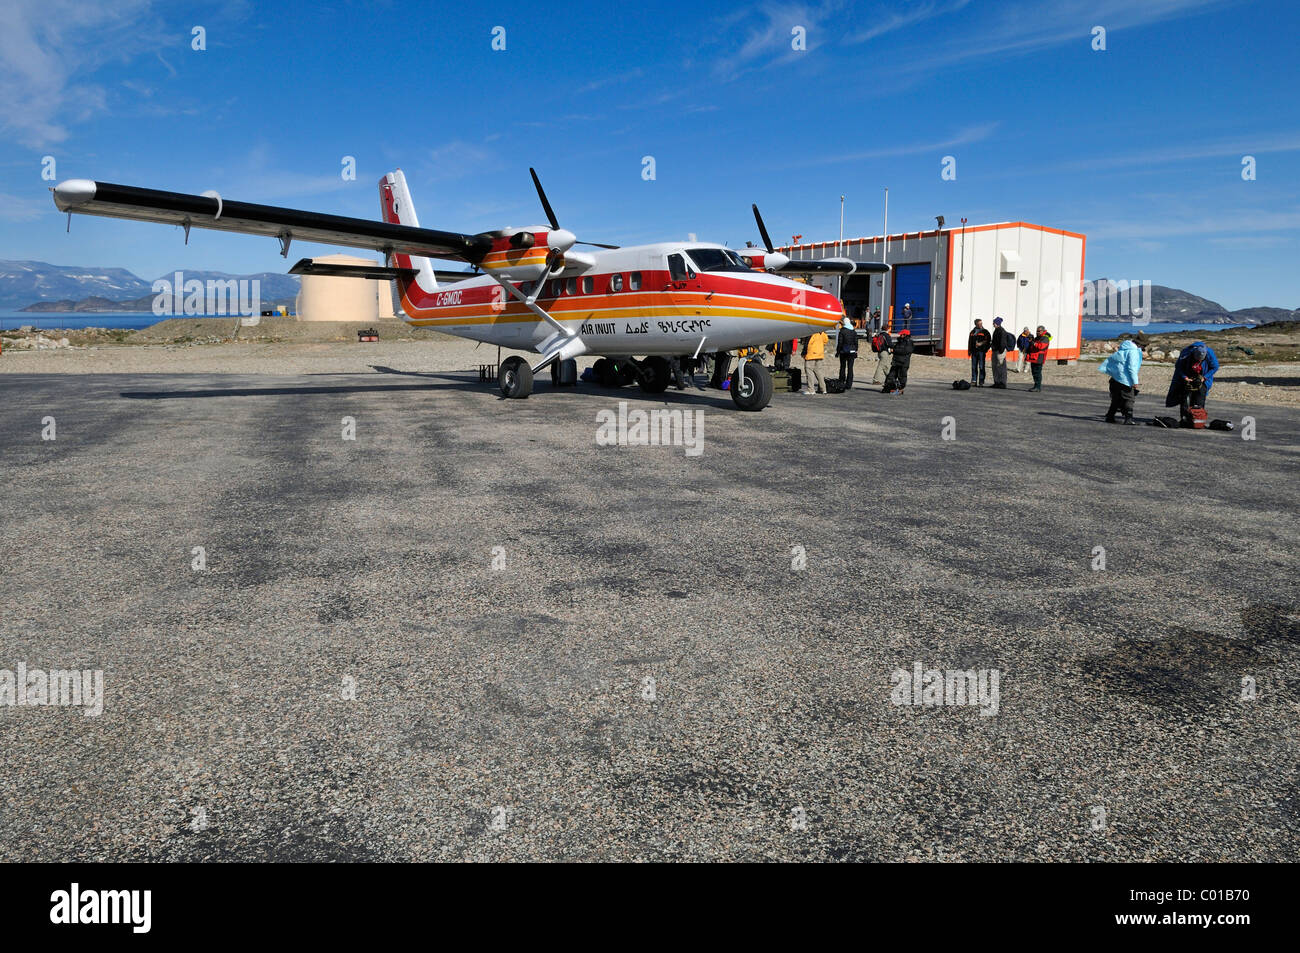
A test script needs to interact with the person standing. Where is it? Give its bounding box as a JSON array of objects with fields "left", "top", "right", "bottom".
[
  {"left": 989, "top": 317, "right": 1014, "bottom": 389},
  {"left": 668, "top": 355, "right": 689, "bottom": 389},
  {"left": 870, "top": 326, "right": 893, "bottom": 384},
  {"left": 968, "top": 319, "right": 992, "bottom": 386},
  {"left": 888, "top": 328, "right": 914, "bottom": 394},
  {"left": 772, "top": 339, "right": 794, "bottom": 372},
  {"left": 1015, "top": 327, "right": 1033, "bottom": 373},
  {"left": 710, "top": 350, "right": 732, "bottom": 389},
  {"left": 1098, "top": 332, "right": 1147, "bottom": 424},
  {"left": 835, "top": 317, "right": 858, "bottom": 390},
  {"left": 1026, "top": 326, "right": 1052, "bottom": 391},
  {"left": 802, "top": 329, "right": 828, "bottom": 395},
  {"left": 900, "top": 302, "right": 913, "bottom": 333}
]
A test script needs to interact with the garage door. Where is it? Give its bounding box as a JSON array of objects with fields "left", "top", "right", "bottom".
[{"left": 892, "top": 263, "right": 931, "bottom": 336}]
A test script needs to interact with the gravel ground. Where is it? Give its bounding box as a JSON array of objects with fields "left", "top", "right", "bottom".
[
  {"left": 0, "top": 369, "right": 1296, "bottom": 861},
  {"left": 3, "top": 330, "right": 1298, "bottom": 410}
]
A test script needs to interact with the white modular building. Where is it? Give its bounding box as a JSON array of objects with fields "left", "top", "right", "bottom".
[{"left": 778, "top": 222, "right": 1086, "bottom": 360}]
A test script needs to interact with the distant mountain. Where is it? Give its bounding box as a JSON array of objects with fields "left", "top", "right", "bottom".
[
  {"left": 1, "top": 259, "right": 300, "bottom": 310},
  {"left": 1089, "top": 279, "right": 1298, "bottom": 324},
  {"left": 1231, "top": 306, "right": 1300, "bottom": 324},
  {"left": 0, "top": 260, "right": 151, "bottom": 309}
]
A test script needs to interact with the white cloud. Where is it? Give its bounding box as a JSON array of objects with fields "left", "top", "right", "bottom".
[
  {"left": 1084, "top": 208, "right": 1300, "bottom": 240},
  {"left": 888, "top": 0, "right": 1231, "bottom": 77},
  {"left": 0, "top": 191, "right": 50, "bottom": 222},
  {"left": 843, "top": 0, "right": 972, "bottom": 45},
  {"left": 708, "top": 0, "right": 844, "bottom": 80},
  {"left": 425, "top": 140, "right": 502, "bottom": 181},
  {"left": 0, "top": 0, "right": 164, "bottom": 147},
  {"left": 780, "top": 122, "right": 1000, "bottom": 167},
  {"left": 1063, "top": 132, "right": 1300, "bottom": 172}
]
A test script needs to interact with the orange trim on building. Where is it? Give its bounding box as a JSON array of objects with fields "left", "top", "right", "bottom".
[
  {"left": 940, "top": 231, "right": 954, "bottom": 357},
  {"left": 1077, "top": 233, "right": 1087, "bottom": 361}
]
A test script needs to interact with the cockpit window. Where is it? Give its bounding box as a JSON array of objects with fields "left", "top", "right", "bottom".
[
  {"left": 667, "top": 253, "right": 691, "bottom": 282},
  {"left": 685, "top": 247, "right": 754, "bottom": 273}
]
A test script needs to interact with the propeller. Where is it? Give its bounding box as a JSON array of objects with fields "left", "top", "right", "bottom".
[
  {"left": 752, "top": 203, "right": 776, "bottom": 253},
  {"left": 530, "top": 167, "right": 560, "bottom": 232},
  {"left": 748, "top": 203, "right": 788, "bottom": 271},
  {"left": 529, "top": 167, "right": 619, "bottom": 249}
]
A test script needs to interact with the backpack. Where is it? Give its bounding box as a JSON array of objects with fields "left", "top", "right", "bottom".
[
  {"left": 952, "top": 379, "right": 971, "bottom": 390},
  {"left": 871, "top": 333, "right": 885, "bottom": 353}
]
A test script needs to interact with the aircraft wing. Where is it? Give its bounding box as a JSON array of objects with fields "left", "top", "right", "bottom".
[{"left": 51, "top": 179, "right": 493, "bottom": 263}]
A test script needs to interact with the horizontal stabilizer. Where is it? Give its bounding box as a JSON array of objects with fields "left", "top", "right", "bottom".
[{"left": 289, "top": 258, "right": 418, "bottom": 280}]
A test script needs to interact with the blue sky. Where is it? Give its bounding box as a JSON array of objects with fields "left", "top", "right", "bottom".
[{"left": 1, "top": 0, "right": 1297, "bottom": 309}]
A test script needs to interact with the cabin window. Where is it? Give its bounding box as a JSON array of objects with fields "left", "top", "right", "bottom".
[
  {"left": 610, "top": 273, "right": 624, "bottom": 293},
  {"left": 549, "top": 280, "right": 560, "bottom": 297},
  {"left": 582, "top": 276, "right": 593, "bottom": 294},
  {"left": 565, "top": 277, "right": 577, "bottom": 295},
  {"left": 629, "top": 271, "right": 641, "bottom": 291}
]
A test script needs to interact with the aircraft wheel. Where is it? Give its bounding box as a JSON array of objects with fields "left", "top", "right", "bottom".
[
  {"left": 499, "top": 356, "right": 533, "bottom": 399},
  {"left": 550, "top": 358, "right": 576, "bottom": 387},
  {"left": 594, "top": 358, "right": 616, "bottom": 387},
  {"left": 614, "top": 361, "right": 637, "bottom": 387},
  {"left": 730, "top": 361, "right": 772, "bottom": 411},
  {"left": 638, "top": 356, "right": 671, "bottom": 393}
]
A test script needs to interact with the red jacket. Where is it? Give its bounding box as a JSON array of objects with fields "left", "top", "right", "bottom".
[{"left": 1027, "top": 335, "right": 1051, "bottom": 365}]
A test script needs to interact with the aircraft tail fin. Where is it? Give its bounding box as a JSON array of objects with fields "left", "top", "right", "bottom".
[{"left": 378, "top": 170, "right": 438, "bottom": 295}]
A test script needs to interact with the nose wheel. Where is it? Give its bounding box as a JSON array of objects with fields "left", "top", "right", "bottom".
[
  {"left": 499, "top": 355, "right": 534, "bottom": 399},
  {"left": 730, "top": 360, "right": 773, "bottom": 411}
]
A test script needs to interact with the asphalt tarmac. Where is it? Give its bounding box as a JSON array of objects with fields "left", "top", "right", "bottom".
[{"left": 1, "top": 369, "right": 1297, "bottom": 861}]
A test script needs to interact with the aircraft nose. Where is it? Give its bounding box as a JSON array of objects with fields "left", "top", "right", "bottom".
[{"left": 52, "top": 179, "right": 97, "bottom": 210}]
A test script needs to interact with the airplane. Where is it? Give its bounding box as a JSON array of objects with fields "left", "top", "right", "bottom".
[{"left": 51, "top": 169, "right": 888, "bottom": 411}]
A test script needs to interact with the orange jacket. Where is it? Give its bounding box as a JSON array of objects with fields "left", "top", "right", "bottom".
[{"left": 803, "top": 332, "right": 828, "bottom": 361}]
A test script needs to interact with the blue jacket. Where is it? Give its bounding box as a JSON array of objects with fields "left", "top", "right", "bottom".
[
  {"left": 1165, "top": 341, "right": 1220, "bottom": 407},
  {"left": 1098, "top": 339, "right": 1143, "bottom": 388}
]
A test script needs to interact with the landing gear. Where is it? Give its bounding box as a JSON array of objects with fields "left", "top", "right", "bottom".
[
  {"left": 499, "top": 355, "right": 533, "bottom": 399},
  {"left": 550, "top": 358, "right": 577, "bottom": 387},
  {"left": 593, "top": 357, "right": 635, "bottom": 388},
  {"left": 637, "top": 356, "right": 671, "bottom": 393},
  {"left": 730, "top": 361, "right": 772, "bottom": 411}
]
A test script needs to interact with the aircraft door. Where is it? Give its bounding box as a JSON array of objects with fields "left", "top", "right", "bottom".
[{"left": 664, "top": 252, "right": 704, "bottom": 316}]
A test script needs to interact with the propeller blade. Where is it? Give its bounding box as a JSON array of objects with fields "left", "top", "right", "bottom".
[
  {"left": 529, "top": 167, "right": 561, "bottom": 232},
  {"left": 577, "top": 241, "right": 620, "bottom": 249},
  {"left": 752, "top": 203, "right": 775, "bottom": 253}
]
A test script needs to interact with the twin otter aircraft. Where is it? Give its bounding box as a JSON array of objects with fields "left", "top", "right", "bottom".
[{"left": 52, "top": 169, "right": 887, "bottom": 411}]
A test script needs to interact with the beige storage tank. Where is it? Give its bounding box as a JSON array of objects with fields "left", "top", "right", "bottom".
[{"left": 295, "top": 254, "right": 396, "bottom": 321}]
